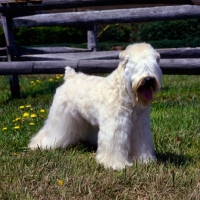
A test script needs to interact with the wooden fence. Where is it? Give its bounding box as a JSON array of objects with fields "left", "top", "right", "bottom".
[{"left": 0, "top": 0, "right": 200, "bottom": 97}]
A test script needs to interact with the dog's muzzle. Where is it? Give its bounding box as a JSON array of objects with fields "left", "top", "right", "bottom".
[{"left": 138, "top": 77, "right": 157, "bottom": 101}]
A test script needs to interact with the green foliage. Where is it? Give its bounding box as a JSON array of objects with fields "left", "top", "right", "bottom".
[
  {"left": 137, "top": 19, "right": 200, "bottom": 41},
  {"left": 149, "top": 38, "right": 200, "bottom": 48},
  {"left": 14, "top": 26, "right": 87, "bottom": 46},
  {"left": 97, "top": 24, "right": 131, "bottom": 42}
]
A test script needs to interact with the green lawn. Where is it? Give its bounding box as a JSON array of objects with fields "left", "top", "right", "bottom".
[{"left": 0, "top": 74, "right": 199, "bottom": 199}]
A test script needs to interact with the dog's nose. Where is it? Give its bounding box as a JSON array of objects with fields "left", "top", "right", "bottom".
[{"left": 143, "top": 77, "right": 155, "bottom": 85}]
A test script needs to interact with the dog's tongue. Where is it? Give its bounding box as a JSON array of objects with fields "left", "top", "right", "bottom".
[{"left": 141, "top": 88, "right": 153, "bottom": 101}]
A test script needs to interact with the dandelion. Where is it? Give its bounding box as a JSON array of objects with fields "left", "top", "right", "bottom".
[
  {"left": 29, "top": 122, "right": 35, "bottom": 126},
  {"left": 13, "top": 152, "right": 18, "bottom": 156},
  {"left": 40, "top": 109, "right": 45, "bottom": 113},
  {"left": 26, "top": 105, "right": 31, "bottom": 108},
  {"left": 30, "top": 114, "right": 36, "bottom": 118},
  {"left": 49, "top": 78, "right": 53, "bottom": 82},
  {"left": 30, "top": 81, "right": 34, "bottom": 84},
  {"left": 57, "top": 179, "right": 64, "bottom": 186},
  {"left": 36, "top": 80, "right": 40, "bottom": 83},
  {"left": 2, "top": 127, "right": 7, "bottom": 131},
  {"left": 15, "top": 117, "right": 21, "bottom": 121},
  {"left": 14, "top": 126, "right": 20, "bottom": 129},
  {"left": 56, "top": 75, "right": 60, "bottom": 79},
  {"left": 23, "top": 112, "right": 29, "bottom": 117},
  {"left": 19, "top": 106, "right": 24, "bottom": 109}
]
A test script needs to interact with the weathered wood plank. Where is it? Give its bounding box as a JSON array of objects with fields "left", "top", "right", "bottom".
[
  {"left": 10, "top": 47, "right": 200, "bottom": 61},
  {"left": 87, "top": 25, "right": 97, "bottom": 51},
  {"left": 1, "top": 59, "right": 200, "bottom": 75},
  {"left": 0, "top": 60, "right": 78, "bottom": 74},
  {"left": 0, "top": 0, "right": 194, "bottom": 12},
  {"left": 33, "top": 60, "right": 79, "bottom": 74},
  {"left": 3, "top": 47, "right": 200, "bottom": 58},
  {"left": 7, "top": 5, "right": 200, "bottom": 28},
  {"left": 1, "top": 13, "right": 20, "bottom": 98},
  {"left": 7, "top": 46, "right": 91, "bottom": 56},
  {"left": 17, "top": 51, "right": 120, "bottom": 61},
  {"left": 160, "top": 59, "right": 200, "bottom": 74},
  {"left": 0, "top": 61, "right": 33, "bottom": 74},
  {"left": 78, "top": 59, "right": 119, "bottom": 73},
  {"left": 157, "top": 47, "right": 200, "bottom": 58}
]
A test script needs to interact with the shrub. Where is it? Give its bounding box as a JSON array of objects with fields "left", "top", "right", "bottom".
[
  {"left": 97, "top": 24, "right": 131, "bottom": 43},
  {"left": 137, "top": 19, "right": 200, "bottom": 41}
]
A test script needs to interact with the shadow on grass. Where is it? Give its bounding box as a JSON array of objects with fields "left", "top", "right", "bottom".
[
  {"left": 157, "top": 152, "right": 193, "bottom": 167},
  {"left": 63, "top": 145, "right": 194, "bottom": 167},
  {"left": 69, "top": 142, "right": 98, "bottom": 153},
  {"left": 64, "top": 145, "right": 194, "bottom": 167}
]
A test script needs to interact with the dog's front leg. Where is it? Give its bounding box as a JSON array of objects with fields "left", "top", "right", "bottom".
[
  {"left": 131, "top": 108, "right": 156, "bottom": 163},
  {"left": 96, "top": 116, "right": 133, "bottom": 170}
]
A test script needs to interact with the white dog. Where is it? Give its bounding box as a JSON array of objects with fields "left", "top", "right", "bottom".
[{"left": 28, "top": 43, "right": 162, "bottom": 170}]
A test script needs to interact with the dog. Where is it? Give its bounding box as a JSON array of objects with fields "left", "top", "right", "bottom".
[{"left": 28, "top": 43, "right": 162, "bottom": 170}]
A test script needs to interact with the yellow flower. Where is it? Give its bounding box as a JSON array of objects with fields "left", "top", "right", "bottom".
[
  {"left": 13, "top": 152, "right": 18, "bottom": 156},
  {"left": 49, "top": 78, "right": 53, "bottom": 82},
  {"left": 30, "top": 114, "right": 36, "bottom": 118},
  {"left": 30, "top": 81, "right": 34, "bottom": 84},
  {"left": 14, "top": 126, "right": 20, "bottom": 129},
  {"left": 36, "top": 80, "right": 40, "bottom": 83},
  {"left": 58, "top": 180, "right": 64, "bottom": 186},
  {"left": 2, "top": 127, "right": 7, "bottom": 131},
  {"left": 19, "top": 106, "right": 24, "bottom": 109},
  {"left": 29, "top": 122, "right": 35, "bottom": 126},
  {"left": 23, "top": 112, "right": 29, "bottom": 117},
  {"left": 40, "top": 109, "right": 45, "bottom": 113},
  {"left": 15, "top": 117, "right": 21, "bottom": 121},
  {"left": 26, "top": 105, "right": 31, "bottom": 108}
]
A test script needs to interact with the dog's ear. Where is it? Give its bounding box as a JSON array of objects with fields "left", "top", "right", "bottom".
[{"left": 119, "top": 51, "right": 129, "bottom": 67}]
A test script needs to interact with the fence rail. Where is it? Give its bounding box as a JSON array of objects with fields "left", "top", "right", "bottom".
[
  {"left": 0, "top": 5, "right": 199, "bottom": 28},
  {"left": 1, "top": 47, "right": 200, "bottom": 59},
  {"left": 1, "top": 59, "right": 200, "bottom": 75}
]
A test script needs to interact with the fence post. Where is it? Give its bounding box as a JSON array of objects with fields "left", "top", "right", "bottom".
[
  {"left": 87, "top": 25, "right": 97, "bottom": 52},
  {"left": 1, "top": 13, "right": 21, "bottom": 98}
]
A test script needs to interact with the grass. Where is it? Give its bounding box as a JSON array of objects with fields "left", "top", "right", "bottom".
[{"left": 0, "top": 74, "right": 199, "bottom": 199}]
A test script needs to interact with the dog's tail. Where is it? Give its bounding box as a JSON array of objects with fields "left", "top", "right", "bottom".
[{"left": 64, "top": 66, "right": 76, "bottom": 80}]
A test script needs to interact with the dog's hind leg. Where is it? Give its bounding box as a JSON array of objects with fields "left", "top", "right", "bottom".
[
  {"left": 28, "top": 104, "right": 81, "bottom": 149},
  {"left": 28, "top": 85, "right": 86, "bottom": 150}
]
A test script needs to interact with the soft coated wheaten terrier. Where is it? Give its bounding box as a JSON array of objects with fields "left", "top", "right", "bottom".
[{"left": 28, "top": 43, "right": 162, "bottom": 170}]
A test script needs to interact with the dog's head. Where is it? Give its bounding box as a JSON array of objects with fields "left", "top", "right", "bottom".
[{"left": 119, "top": 43, "right": 162, "bottom": 107}]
